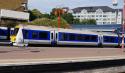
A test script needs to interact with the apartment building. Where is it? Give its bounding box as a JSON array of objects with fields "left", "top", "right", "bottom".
[{"left": 71, "top": 6, "right": 122, "bottom": 25}]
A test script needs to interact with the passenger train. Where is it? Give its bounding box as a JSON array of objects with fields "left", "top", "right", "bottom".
[
  {"left": 0, "top": 27, "right": 10, "bottom": 41},
  {"left": 10, "top": 24, "right": 123, "bottom": 47}
]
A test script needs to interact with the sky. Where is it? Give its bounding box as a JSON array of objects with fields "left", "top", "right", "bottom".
[{"left": 28, "top": 0, "right": 123, "bottom": 13}]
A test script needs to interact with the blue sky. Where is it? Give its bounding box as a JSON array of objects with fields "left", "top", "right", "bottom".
[{"left": 28, "top": 0, "right": 123, "bottom": 13}]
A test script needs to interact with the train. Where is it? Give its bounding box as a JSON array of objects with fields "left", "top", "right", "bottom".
[
  {"left": 9, "top": 24, "right": 123, "bottom": 47},
  {"left": 0, "top": 27, "right": 11, "bottom": 42}
]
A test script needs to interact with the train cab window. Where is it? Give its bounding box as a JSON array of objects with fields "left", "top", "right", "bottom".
[
  {"left": 39, "top": 32, "right": 48, "bottom": 39},
  {"left": 32, "top": 32, "right": 38, "bottom": 39},
  {"left": 12, "top": 28, "right": 19, "bottom": 36}
]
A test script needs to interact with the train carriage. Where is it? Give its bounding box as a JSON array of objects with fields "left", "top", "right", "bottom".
[
  {"left": 0, "top": 27, "right": 10, "bottom": 40},
  {"left": 56, "top": 28, "right": 99, "bottom": 46},
  {"left": 10, "top": 25, "right": 54, "bottom": 46},
  {"left": 99, "top": 32, "right": 120, "bottom": 47}
]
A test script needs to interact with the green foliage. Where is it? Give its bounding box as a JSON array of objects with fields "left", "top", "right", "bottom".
[
  {"left": 29, "top": 8, "right": 96, "bottom": 27},
  {"left": 52, "top": 18, "right": 70, "bottom": 28},
  {"left": 61, "top": 13, "right": 74, "bottom": 24},
  {"left": 73, "top": 19, "right": 80, "bottom": 24},
  {"left": 73, "top": 19, "right": 97, "bottom": 25},
  {"left": 29, "top": 9, "right": 42, "bottom": 21},
  {"left": 28, "top": 18, "right": 52, "bottom": 26},
  {"left": 87, "top": 19, "right": 97, "bottom": 25},
  {"left": 26, "top": 18, "right": 70, "bottom": 28}
]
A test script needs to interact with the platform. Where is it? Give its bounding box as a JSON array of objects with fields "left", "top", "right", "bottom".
[{"left": 0, "top": 47, "right": 124, "bottom": 66}]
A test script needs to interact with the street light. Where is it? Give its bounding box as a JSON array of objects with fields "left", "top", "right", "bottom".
[
  {"left": 113, "top": 0, "right": 125, "bottom": 50},
  {"left": 122, "top": 0, "right": 125, "bottom": 50}
]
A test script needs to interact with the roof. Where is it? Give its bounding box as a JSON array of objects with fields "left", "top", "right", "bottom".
[
  {"left": 0, "top": 0, "right": 27, "bottom": 11},
  {"left": 72, "top": 6, "right": 122, "bottom": 13}
]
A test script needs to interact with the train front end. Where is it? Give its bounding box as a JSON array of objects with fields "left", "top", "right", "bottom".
[{"left": 10, "top": 25, "right": 25, "bottom": 46}]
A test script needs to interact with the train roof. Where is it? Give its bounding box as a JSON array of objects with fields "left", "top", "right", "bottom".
[
  {"left": 17, "top": 24, "right": 55, "bottom": 31},
  {"left": 0, "top": 27, "right": 8, "bottom": 29},
  {"left": 55, "top": 28, "right": 99, "bottom": 35},
  {"left": 99, "top": 32, "right": 118, "bottom": 36}
]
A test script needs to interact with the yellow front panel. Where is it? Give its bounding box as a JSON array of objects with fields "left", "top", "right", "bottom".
[{"left": 10, "top": 36, "right": 16, "bottom": 43}]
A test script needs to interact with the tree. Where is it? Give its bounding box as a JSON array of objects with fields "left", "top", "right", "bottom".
[
  {"left": 29, "top": 9, "right": 42, "bottom": 21},
  {"left": 62, "top": 13, "right": 74, "bottom": 24},
  {"left": 26, "top": 17, "right": 70, "bottom": 28},
  {"left": 87, "top": 19, "right": 96, "bottom": 25},
  {"left": 72, "top": 19, "right": 97, "bottom": 25},
  {"left": 73, "top": 19, "right": 80, "bottom": 24},
  {"left": 52, "top": 17, "right": 70, "bottom": 28}
]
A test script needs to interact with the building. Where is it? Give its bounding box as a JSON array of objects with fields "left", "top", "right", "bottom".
[
  {"left": 71, "top": 6, "right": 122, "bottom": 25},
  {"left": 0, "top": 0, "right": 28, "bottom": 11},
  {"left": 0, "top": 0, "right": 29, "bottom": 27}
]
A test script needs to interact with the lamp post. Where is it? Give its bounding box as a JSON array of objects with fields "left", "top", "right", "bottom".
[
  {"left": 54, "top": 8, "right": 64, "bottom": 31},
  {"left": 112, "top": 0, "right": 125, "bottom": 50},
  {"left": 122, "top": 0, "right": 125, "bottom": 50}
]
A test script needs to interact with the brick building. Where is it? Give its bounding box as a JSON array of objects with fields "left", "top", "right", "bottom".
[
  {"left": 0, "top": 0, "right": 29, "bottom": 27},
  {"left": 0, "top": 0, "right": 28, "bottom": 11}
]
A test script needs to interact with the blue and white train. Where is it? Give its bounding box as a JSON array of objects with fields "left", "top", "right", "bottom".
[
  {"left": 0, "top": 27, "right": 11, "bottom": 43},
  {"left": 10, "top": 24, "right": 122, "bottom": 47}
]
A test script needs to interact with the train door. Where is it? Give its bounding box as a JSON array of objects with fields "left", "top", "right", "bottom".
[
  {"left": 54, "top": 30, "right": 58, "bottom": 45},
  {"left": 51, "top": 30, "right": 57, "bottom": 46},
  {"left": 98, "top": 33, "right": 103, "bottom": 47}
]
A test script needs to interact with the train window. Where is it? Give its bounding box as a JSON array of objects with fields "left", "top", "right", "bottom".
[
  {"left": 51, "top": 33, "right": 53, "bottom": 39},
  {"left": 56, "top": 33, "right": 58, "bottom": 39},
  {"left": 23, "top": 30, "right": 29, "bottom": 39},
  {"left": 104, "top": 36, "right": 115, "bottom": 43},
  {"left": 0, "top": 29, "right": 5, "bottom": 35},
  {"left": 89, "top": 35, "right": 97, "bottom": 41},
  {"left": 69, "top": 34, "right": 76, "bottom": 41},
  {"left": 32, "top": 32, "right": 38, "bottom": 39},
  {"left": 60, "top": 33, "right": 68, "bottom": 41},
  {"left": 39, "top": 32, "right": 48, "bottom": 39},
  {"left": 77, "top": 34, "right": 83, "bottom": 41},
  {"left": 85, "top": 35, "right": 90, "bottom": 41}
]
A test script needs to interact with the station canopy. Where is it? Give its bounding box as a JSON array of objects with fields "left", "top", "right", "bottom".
[{"left": 0, "top": 9, "right": 29, "bottom": 21}]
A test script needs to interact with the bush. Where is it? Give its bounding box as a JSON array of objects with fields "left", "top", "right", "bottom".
[{"left": 26, "top": 18, "right": 70, "bottom": 28}]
